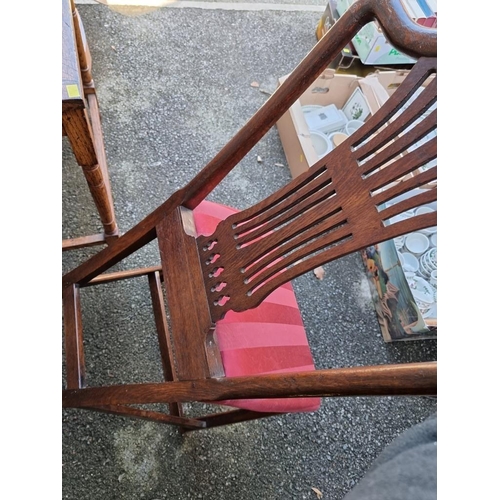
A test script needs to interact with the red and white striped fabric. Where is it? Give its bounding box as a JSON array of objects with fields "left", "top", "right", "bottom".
[{"left": 193, "top": 200, "right": 321, "bottom": 413}]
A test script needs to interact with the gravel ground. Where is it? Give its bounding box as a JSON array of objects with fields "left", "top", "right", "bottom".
[{"left": 61, "top": 2, "right": 437, "bottom": 499}]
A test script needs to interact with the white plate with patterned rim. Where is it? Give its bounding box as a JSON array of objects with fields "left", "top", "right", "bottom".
[
  {"left": 422, "top": 248, "right": 437, "bottom": 269},
  {"left": 422, "top": 302, "right": 437, "bottom": 319},
  {"left": 407, "top": 275, "right": 436, "bottom": 304}
]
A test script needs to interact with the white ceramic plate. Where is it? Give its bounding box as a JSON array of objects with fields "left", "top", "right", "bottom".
[
  {"left": 309, "top": 131, "right": 333, "bottom": 159},
  {"left": 301, "top": 105, "right": 323, "bottom": 114},
  {"left": 407, "top": 275, "right": 436, "bottom": 304},
  {"left": 401, "top": 252, "right": 419, "bottom": 273},
  {"left": 405, "top": 232, "right": 430, "bottom": 255},
  {"left": 422, "top": 302, "right": 437, "bottom": 319},
  {"left": 422, "top": 248, "right": 437, "bottom": 268},
  {"left": 419, "top": 258, "right": 434, "bottom": 276}
]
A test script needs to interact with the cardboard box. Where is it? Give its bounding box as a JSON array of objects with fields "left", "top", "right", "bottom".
[
  {"left": 276, "top": 69, "right": 408, "bottom": 179},
  {"left": 276, "top": 69, "right": 437, "bottom": 341},
  {"left": 361, "top": 233, "right": 437, "bottom": 342},
  {"left": 336, "top": 0, "right": 417, "bottom": 65},
  {"left": 361, "top": 186, "right": 437, "bottom": 342}
]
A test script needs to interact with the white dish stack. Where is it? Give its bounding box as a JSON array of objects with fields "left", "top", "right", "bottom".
[
  {"left": 301, "top": 86, "right": 371, "bottom": 160},
  {"left": 392, "top": 204, "right": 437, "bottom": 320},
  {"left": 303, "top": 104, "right": 348, "bottom": 135},
  {"left": 301, "top": 104, "right": 349, "bottom": 159}
]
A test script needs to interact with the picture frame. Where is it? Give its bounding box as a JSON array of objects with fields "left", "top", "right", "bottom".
[{"left": 342, "top": 87, "right": 371, "bottom": 121}]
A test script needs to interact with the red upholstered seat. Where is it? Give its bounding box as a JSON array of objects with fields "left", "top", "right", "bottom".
[{"left": 193, "top": 200, "right": 321, "bottom": 413}]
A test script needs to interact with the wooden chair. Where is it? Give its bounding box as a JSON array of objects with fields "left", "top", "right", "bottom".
[{"left": 62, "top": 0, "right": 437, "bottom": 432}]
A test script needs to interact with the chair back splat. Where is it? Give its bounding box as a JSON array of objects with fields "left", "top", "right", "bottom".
[
  {"left": 200, "top": 57, "right": 436, "bottom": 320},
  {"left": 63, "top": 0, "right": 437, "bottom": 431}
]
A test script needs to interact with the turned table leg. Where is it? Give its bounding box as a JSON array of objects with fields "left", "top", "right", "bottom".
[{"left": 62, "top": 106, "right": 119, "bottom": 240}]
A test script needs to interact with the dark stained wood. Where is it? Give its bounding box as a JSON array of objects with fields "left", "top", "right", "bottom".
[
  {"left": 84, "top": 265, "right": 163, "bottom": 286},
  {"left": 198, "top": 409, "right": 281, "bottom": 431},
  {"left": 62, "top": 0, "right": 438, "bottom": 432},
  {"left": 62, "top": 0, "right": 119, "bottom": 249},
  {"left": 85, "top": 405, "right": 206, "bottom": 429},
  {"left": 148, "top": 271, "right": 185, "bottom": 419},
  {"left": 63, "top": 362, "right": 437, "bottom": 407},
  {"left": 62, "top": 233, "right": 107, "bottom": 251},
  {"left": 63, "top": 284, "right": 85, "bottom": 389},
  {"left": 156, "top": 208, "right": 225, "bottom": 380},
  {"left": 372, "top": 0, "right": 436, "bottom": 59},
  {"left": 62, "top": 0, "right": 436, "bottom": 288},
  {"left": 197, "top": 57, "right": 436, "bottom": 320},
  {"left": 178, "top": 0, "right": 436, "bottom": 211}
]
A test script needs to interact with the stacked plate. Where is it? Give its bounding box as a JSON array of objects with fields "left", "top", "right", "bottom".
[
  {"left": 302, "top": 104, "right": 348, "bottom": 135},
  {"left": 383, "top": 193, "right": 437, "bottom": 319},
  {"left": 406, "top": 275, "right": 437, "bottom": 319},
  {"left": 302, "top": 104, "right": 349, "bottom": 159},
  {"left": 309, "top": 131, "right": 333, "bottom": 158},
  {"left": 419, "top": 248, "right": 437, "bottom": 282}
]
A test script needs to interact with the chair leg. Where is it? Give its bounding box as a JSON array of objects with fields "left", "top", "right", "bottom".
[
  {"left": 148, "top": 271, "right": 186, "bottom": 430},
  {"left": 63, "top": 284, "right": 86, "bottom": 389},
  {"left": 188, "top": 409, "right": 282, "bottom": 432}
]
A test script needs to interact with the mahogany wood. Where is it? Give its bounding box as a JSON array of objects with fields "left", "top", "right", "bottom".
[
  {"left": 84, "top": 265, "right": 163, "bottom": 286},
  {"left": 198, "top": 56, "right": 436, "bottom": 320},
  {"left": 62, "top": 0, "right": 437, "bottom": 432},
  {"left": 63, "top": 362, "right": 437, "bottom": 407},
  {"left": 63, "top": 284, "right": 85, "bottom": 389},
  {"left": 199, "top": 409, "right": 281, "bottom": 430},
  {"left": 62, "top": 233, "right": 107, "bottom": 252},
  {"left": 156, "top": 208, "right": 224, "bottom": 380},
  {"left": 85, "top": 405, "right": 206, "bottom": 429},
  {"left": 148, "top": 271, "right": 185, "bottom": 419}
]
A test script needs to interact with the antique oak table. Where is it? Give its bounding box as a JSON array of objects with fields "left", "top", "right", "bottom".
[{"left": 62, "top": 0, "right": 119, "bottom": 250}]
